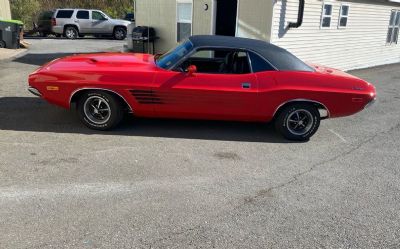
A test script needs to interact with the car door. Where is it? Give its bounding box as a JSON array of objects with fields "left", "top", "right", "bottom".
[
  {"left": 75, "top": 10, "right": 91, "bottom": 33},
  {"left": 150, "top": 50, "right": 261, "bottom": 121},
  {"left": 90, "top": 11, "right": 112, "bottom": 34}
]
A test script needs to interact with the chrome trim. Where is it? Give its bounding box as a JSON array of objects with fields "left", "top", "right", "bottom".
[
  {"left": 69, "top": 88, "right": 133, "bottom": 112},
  {"left": 364, "top": 97, "right": 376, "bottom": 109},
  {"left": 28, "top": 87, "right": 42, "bottom": 97},
  {"left": 273, "top": 99, "right": 331, "bottom": 118}
]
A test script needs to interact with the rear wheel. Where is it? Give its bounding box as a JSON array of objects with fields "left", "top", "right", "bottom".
[
  {"left": 77, "top": 91, "right": 123, "bottom": 130},
  {"left": 113, "top": 27, "right": 126, "bottom": 40},
  {"left": 275, "top": 103, "right": 320, "bottom": 141},
  {"left": 64, "top": 27, "right": 78, "bottom": 39}
]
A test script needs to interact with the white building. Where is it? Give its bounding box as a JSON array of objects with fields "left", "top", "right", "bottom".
[{"left": 135, "top": 0, "right": 400, "bottom": 71}]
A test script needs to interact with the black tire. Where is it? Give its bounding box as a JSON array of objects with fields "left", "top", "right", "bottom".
[
  {"left": 113, "top": 27, "right": 127, "bottom": 40},
  {"left": 77, "top": 91, "right": 123, "bottom": 131},
  {"left": 274, "top": 103, "right": 320, "bottom": 141},
  {"left": 0, "top": 40, "right": 5, "bottom": 48},
  {"left": 64, "top": 26, "right": 78, "bottom": 39}
]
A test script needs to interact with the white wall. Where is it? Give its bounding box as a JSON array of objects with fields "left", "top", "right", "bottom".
[
  {"left": 0, "top": 0, "right": 11, "bottom": 20},
  {"left": 271, "top": 0, "right": 400, "bottom": 71}
]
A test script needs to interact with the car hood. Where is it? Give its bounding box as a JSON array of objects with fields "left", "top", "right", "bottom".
[{"left": 39, "top": 53, "right": 156, "bottom": 72}]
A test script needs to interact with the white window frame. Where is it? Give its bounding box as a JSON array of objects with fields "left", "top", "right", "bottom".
[
  {"left": 387, "top": 10, "right": 400, "bottom": 45},
  {"left": 320, "top": 3, "right": 333, "bottom": 29},
  {"left": 176, "top": 0, "right": 193, "bottom": 42},
  {"left": 338, "top": 4, "right": 350, "bottom": 29}
]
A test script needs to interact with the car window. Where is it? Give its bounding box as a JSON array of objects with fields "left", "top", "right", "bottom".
[
  {"left": 156, "top": 40, "right": 194, "bottom": 69},
  {"left": 92, "top": 11, "right": 107, "bottom": 20},
  {"left": 248, "top": 52, "right": 276, "bottom": 72},
  {"left": 56, "top": 10, "right": 74, "bottom": 19},
  {"left": 76, "top": 10, "right": 89, "bottom": 20},
  {"left": 178, "top": 49, "right": 251, "bottom": 74}
]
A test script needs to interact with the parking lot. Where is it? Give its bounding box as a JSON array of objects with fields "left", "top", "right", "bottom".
[{"left": 0, "top": 38, "right": 399, "bottom": 248}]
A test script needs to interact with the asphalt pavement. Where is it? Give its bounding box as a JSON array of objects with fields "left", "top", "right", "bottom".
[{"left": 0, "top": 38, "right": 399, "bottom": 248}]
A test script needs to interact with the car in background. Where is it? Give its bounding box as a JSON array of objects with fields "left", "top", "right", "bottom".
[
  {"left": 35, "top": 10, "right": 55, "bottom": 37},
  {"left": 51, "top": 9, "right": 131, "bottom": 40},
  {"left": 123, "top": 13, "right": 135, "bottom": 22},
  {"left": 28, "top": 35, "right": 376, "bottom": 141}
]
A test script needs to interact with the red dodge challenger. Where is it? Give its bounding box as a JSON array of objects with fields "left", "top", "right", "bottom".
[{"left": 28, "top": 35, "right": 376, "bottom": 141}]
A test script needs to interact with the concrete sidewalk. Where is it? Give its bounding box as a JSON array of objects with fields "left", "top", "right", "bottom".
[{"left": 0, "top": 48, "right": 27, "bottom": 61}]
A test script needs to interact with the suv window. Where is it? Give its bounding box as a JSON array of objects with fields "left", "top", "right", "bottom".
[
  {"left": 92, "top": 11, "right": 107, "bottom": 20},
  {"left": 56, "top": 10, "right": 74, "bottom": 19},
  {"left": 76, "top": 10, "right": 89, "bottom": 19}
]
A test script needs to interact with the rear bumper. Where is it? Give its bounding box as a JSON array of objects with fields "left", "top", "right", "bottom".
[{"left": 28, "top": 87, "right": 42, "bottom": 97}]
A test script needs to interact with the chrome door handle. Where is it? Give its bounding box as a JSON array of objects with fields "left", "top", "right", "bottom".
[{"left": 242, "top": 83, "right": 251, "bottom": 89}]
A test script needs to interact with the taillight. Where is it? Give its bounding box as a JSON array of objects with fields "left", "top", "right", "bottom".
[{"left": 51, "top": 18, "right": 56, "bottom": 26}]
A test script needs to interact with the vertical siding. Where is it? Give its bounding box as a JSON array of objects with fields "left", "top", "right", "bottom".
[
  {"left": 136, "top": 0, "right": 177, "bottom": 53},
  {"left": 271, "top": 0, "right": 400, "bottom": 71},
  {"left": 0, "top": 0, "right": 11, "bottom": 20},
  {"left": 136, "top": 0, "right": 212, "bottom": 53},
  {"left": 193, "top": 0, "right": 212, "bottom": 35},
  {"left": 237, "top": 0, "right": 274, "bottom": 41}
]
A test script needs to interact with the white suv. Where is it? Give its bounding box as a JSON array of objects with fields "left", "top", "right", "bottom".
[{"left": 51, "top": 9, "right": 131, "bottom": 40}]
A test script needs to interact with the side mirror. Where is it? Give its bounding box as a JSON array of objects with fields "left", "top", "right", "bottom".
[{"left": 186, "top": 65, "right": 197, "bottom": 76}]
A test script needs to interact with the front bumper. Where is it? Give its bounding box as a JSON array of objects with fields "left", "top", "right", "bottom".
[
  {"left": 365, "top": 97, "right": 376, "bottom": 109},
  {"left": 28, "top": 87, "right": 42, "bottom": 97}
]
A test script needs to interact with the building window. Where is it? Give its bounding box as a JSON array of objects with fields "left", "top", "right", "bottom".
[
  {"left": 387, "top": 10, "right": 400, "bottom": 44},
  {"left": 338, "top": 4, "right": 349, "bottom": 28},
  {"left": 177, "top": 0, "right": 193, "bottom": 42},
  {"left": 321, "top": 3, "right": 333, "bottom": 28}
]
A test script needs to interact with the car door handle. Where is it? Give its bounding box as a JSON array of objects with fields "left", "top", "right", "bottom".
[{"left": 242, "top": 83, "right": 251, "bottom": 89}]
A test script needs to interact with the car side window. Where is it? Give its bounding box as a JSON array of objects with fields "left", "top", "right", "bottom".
[
  {"left": 56, "top": 10, "right": 74, "bottom": 19},
  {"left": 77, "top": 10, "right": 89, "bottom": 20},
  {"left": 177, "top": 49, "right": 251, "bottom": 75},
  {"left": 92, "top": 11, "right": 106, "bottom": 20},
  {"left": 248, "top": 52, "right": 276, "bottom": 72}
]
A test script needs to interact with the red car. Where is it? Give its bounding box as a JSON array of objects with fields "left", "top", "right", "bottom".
[{"left": 28, "top": 35, "right": 376, "bottom": 141}]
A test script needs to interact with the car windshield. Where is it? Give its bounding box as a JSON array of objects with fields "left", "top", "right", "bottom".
[{"left": 156, "top": 40, "right": 194, "bottom": 69}]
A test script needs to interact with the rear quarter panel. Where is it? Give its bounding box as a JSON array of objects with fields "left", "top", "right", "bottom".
[{"left": 257, "top": 70, "right": 372, "bottom": 120}]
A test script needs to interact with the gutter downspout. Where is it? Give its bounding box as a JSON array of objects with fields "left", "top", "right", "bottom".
[{"left": 288, "top": 0, "right": 304, "bottom": 29}]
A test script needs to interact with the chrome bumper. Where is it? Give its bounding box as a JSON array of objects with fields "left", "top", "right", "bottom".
[
  {"left": 28, "top": 87, "right": 42, "bottom": 97},
  {"left": 365, "top": 97, "right": 376, "bottom": 109}
]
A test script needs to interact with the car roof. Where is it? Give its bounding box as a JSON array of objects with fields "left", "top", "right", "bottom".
[{"left": 188, "top": 35, "right": 314, "bottom": 72}]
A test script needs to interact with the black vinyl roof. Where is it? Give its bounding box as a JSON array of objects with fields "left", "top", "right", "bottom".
[{"left": 188, "top": 35, "right": 314, "bottom": 72}]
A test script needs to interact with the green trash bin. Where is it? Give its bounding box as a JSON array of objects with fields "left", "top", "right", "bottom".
[{"left": 0, "top": 20, "right": 23, "bottom": 49}]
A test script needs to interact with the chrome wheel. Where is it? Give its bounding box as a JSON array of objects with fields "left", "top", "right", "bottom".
[
  {"left": 286, "top": 109, "right": 314, "bottom": 136},
  {"left": 83, "top": 96, "right": 111, "bottom": 125},
  {"left": 114, "top": 28, "right": 126, "bottom": 40},
  {"left": 65, "top": 28, "right": 77, "bottom": 39}
]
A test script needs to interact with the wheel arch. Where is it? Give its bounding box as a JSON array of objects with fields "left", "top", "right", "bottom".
[
  {"left": 70, "top": 88, "right": 133, "bottom": 113},
  {"left": 113, "top": 25, "right": 127, "bottom": 32},
  {"left": 273, "top": 99, "right": 330, "bottom": 120}
]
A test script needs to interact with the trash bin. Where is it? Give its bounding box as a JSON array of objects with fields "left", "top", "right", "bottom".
[{"left": 0, "top": 20, "right": 23, "bottom": 49}]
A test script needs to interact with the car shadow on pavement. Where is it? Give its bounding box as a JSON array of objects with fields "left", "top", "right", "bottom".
[{"left": 0, "top": 97, "right": 293, "bottom": 143}]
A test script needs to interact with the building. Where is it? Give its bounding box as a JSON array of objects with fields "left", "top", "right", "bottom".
[
  {"left": 0, "top": 0, "right": 11, "bottom": 20},
  {"left": 134, "top": 0, "right": 400, "bottom": 71}
]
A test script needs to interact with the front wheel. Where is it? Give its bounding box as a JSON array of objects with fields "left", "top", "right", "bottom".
[
  {"left": 113, "top": 27, "right": 126, "bottom": 40},
  {"left": 77, "top": 91, "right": 123, "bottom": 130},
  {"left": 275, "top": 103, "right": 320, "bottom": 141}
]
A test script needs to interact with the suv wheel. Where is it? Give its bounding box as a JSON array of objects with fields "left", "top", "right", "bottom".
[
  {"left": 113, "top": 27, "right": 126, "bottom": 40},
  {"left": 64, "top": 27, "right": 78, "bottom": 39},
  {"left": 275, "top": 103, "right": 321, "bottom": 141}
]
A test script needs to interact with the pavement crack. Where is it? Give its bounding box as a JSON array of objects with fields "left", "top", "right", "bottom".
[{"left": 239, "top": 122, "right": 400, "bottom": 207}]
